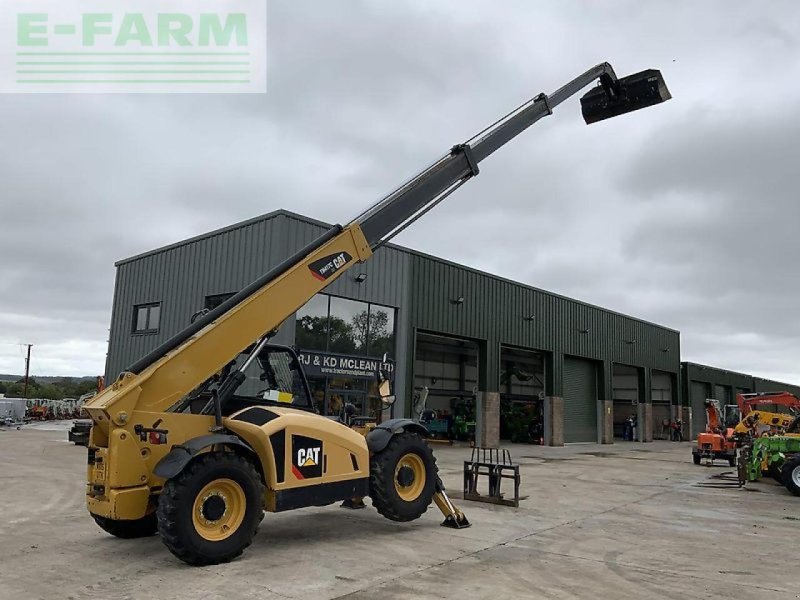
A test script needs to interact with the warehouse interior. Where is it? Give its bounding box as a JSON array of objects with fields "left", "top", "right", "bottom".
[
  {"left": 612, "top": 364, "right": 640, "bottom": 439},
  {"left": 412, "top": 332, "right": 479, "bottom": 440},
  {"left": 499, "top": 346, "right": 545, "bottom": 443}
]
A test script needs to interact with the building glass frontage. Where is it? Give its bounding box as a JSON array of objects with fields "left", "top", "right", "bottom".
[{"left": 295, "top": 293, "right": 396, "bottom": 417}]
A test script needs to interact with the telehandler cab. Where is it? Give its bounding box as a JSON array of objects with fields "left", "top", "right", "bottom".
[{"left": 82, "top": 62, "right": 670, "bottom": 565}]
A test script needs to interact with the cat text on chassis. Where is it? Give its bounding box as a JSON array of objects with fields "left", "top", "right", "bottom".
[{"left": 82, "top": 62, "right": 671, "bottom": 565}]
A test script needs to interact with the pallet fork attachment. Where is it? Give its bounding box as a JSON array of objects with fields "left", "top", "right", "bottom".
[{"left": 463, "top": 447, "right": 521, "bottom": 508}]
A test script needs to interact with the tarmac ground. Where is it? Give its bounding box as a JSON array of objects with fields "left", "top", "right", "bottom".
[{"left": 1, "top": 425, "right": 798, "bottom": 599}]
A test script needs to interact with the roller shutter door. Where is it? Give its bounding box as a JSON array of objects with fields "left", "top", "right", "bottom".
[
  {"left": 691, "top": 381, "right": 710, "bottom": 437},
  {"left": 652, "top": 371, "right": 672, "bottom": 439},
  {"left": 713, "top": 385, "right": 734, "bottom": 425},
  {"left": 563, "top": 357, "right": 598, "bottom": 443},
  {"left": 714, "top": 384, "right": 731, "bottom": 406}
]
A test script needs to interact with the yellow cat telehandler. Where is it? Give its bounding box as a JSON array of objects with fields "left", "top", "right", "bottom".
[{"left": 82, "top": 62, "right": 670, "bottom": 565}]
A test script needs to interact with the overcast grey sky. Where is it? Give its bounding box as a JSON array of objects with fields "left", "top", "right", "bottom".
[{"left": 2, "top": 1, "right": 799, "bottom": 384}]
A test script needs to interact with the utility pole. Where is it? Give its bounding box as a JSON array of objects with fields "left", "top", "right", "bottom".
[{"left": 22, "top": 344, "right": 32, "bottom": 399}]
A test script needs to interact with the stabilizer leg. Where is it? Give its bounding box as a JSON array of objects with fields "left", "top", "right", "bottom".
[
  {"left": 340, "top": 496, "right": 366, "bottom": 510},
  {"left": 434, "top": 477, "right": 470, "bottom": 529}
]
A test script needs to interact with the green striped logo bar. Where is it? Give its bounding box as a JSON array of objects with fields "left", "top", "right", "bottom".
[{"left": 4, "top": 1, "right": 266, "bottom": 93}]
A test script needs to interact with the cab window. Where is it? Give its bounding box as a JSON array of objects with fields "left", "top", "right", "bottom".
[{"left": 239, "top": 348, "right": 312, "bottom": 409}]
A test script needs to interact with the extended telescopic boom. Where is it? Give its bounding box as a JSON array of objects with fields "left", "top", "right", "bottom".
[
  {"left": 737, "top": 392, "right": 800, "bottom": 416},
  {"left": 97, "top": 62, "right": 669, "bottom": 421},
  {"left": 355, "top": 63, "right": 670, "bottom": 248}
]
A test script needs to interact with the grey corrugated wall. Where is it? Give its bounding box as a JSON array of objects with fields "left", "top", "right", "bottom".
[
  {"left": 105, "top": 211, "right": 411, "bottom": 414},
  {"left": 408, "top": 252, "right": 681, "bottom": 402},
  {"left": 753, "top": 376, "right": 800, "bottom": 397},
  {"left": 105, "top": 209, "right": 683, "bottom": 420},
  {"left": 681, "top": 362, "right": 800, "bottom": 407},
  {"left": 106, "top": 213, "right": 287, "bottom": 383}
]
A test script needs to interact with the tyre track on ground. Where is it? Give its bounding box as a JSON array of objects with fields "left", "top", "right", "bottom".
[{"left": 1, "top": 441, "right": 84, "bottom": 527}]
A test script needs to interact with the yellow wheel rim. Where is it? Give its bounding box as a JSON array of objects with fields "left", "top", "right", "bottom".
[
  {"left": 394, "top": 453, "right": 426, "bottom": 502},
  {"left": 192, "top": 478, "right": 246, "bottom": 542}
]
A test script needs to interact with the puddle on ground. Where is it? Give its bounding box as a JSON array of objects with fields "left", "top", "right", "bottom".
[{"left": 520, "top": 456, "right": 576, "bottom": 463}]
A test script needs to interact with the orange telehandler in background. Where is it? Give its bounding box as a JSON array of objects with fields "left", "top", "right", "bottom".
[{"left": 692, "top": 399, "right": 736, "bottom": 466}]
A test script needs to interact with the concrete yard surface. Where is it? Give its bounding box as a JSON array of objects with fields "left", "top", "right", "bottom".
[{"left": 2, "top": 427, "right": 798, "bottom": 600}]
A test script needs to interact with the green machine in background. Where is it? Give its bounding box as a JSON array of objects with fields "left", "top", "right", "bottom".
[
  {"left": 740, "top": 431, "right": 800, "bottom": 496},
  {"left": 501, "top": 400, "right": 543, "bottom": 444},
  {"left": 499, "top": 364, "right": 544, "bottom": 444},
  {"left": 450, "top": 397, "right": 476, "bottom": 441}
]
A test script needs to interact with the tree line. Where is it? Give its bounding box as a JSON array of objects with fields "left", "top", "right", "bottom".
[{"left": 0, "top": 377, "right": 98, "bottom": 400}]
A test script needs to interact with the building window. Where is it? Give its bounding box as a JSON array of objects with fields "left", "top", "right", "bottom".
[
  {"left": 296, "top": 294, "right": 329, "bottom": 351},
  {"left": 133, "top": 302, "right": 161, "bottom": 334},
  {"left": 367, "top": 305, "right": 395, "bottom": 358},
  {"left": 328, "top": 296, "right": 369, "bottom": 354},
  {"left": 295, "top": 293, "right": 397, "bottom": 417},
  {"left": 295, "top": 293, "right": 396, "bottom": 357},
  {"left": 205, "top": 292, "right": 236, "bottom": 311}
]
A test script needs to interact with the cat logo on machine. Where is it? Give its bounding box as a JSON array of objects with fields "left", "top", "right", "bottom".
[
  {"left": 291, "top": 435, "right": 324, "bottom": 479},
  {"left": 308, "top": 251, "right": 353, "bottom": 281},
  {"left": 297, "top": 447, "right": 320, "bottom": 467}
]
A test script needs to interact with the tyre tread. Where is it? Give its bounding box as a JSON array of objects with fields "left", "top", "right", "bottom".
[
  {"left": 369, "top": 432, "right": 436, "bottom": 522},
  {"left": 156, "top": 452, "right": 264, "bottom": 566}
]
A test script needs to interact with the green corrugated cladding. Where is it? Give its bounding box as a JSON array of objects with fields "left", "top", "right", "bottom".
[
  {"left": 407, "top": 253, "right": 681, "bottom": 400},
  {"left": 753, "top": 377, "right": 800, "bottom": 397},
  {"left": 680, "top": 362, "right": 800, "bottom": 407}
]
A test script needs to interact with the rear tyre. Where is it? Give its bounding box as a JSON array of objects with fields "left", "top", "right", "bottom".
[
  {"left": 157, "top": 452, "right": 264, "bottom": 566},
  {"left": 370, "top": 432, "right": 436, "bottom": 522},
  {"left": 781, "top": 457, "right": 800, "bottom": 497},
  {"left": 92, "top": 513, "right": 157, "bottom": 539},
  {"left": 767, "top": 464, "right": 785, "bottom": 484},
  {"left": 692, "top": 453, "right": 701, "bottom": 465}
]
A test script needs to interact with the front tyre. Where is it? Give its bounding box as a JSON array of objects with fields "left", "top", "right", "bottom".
[
  {"left": 369, "top": 432, "right": 436, "bottom": 522},
  {"left": 157, "top": 452, "right": 264, "bottom": 566},
  {"left": 92, "top": 513, "right": 157, "bottom": 539}
]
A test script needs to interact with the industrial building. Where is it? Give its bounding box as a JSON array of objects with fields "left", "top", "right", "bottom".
[
  {"left": 103, "top": 210, "right": 798, "bottom": 445},
  {"left": 105, "top": 210, "right": 684, "bottom": 444},
  {"left": 682, "top": 362, "right": 800, "bottom": 437}
]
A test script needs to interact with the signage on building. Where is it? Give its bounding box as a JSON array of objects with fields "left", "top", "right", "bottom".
[{"left": 298, "top": 350, "right": 395, "bottom": 381}]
